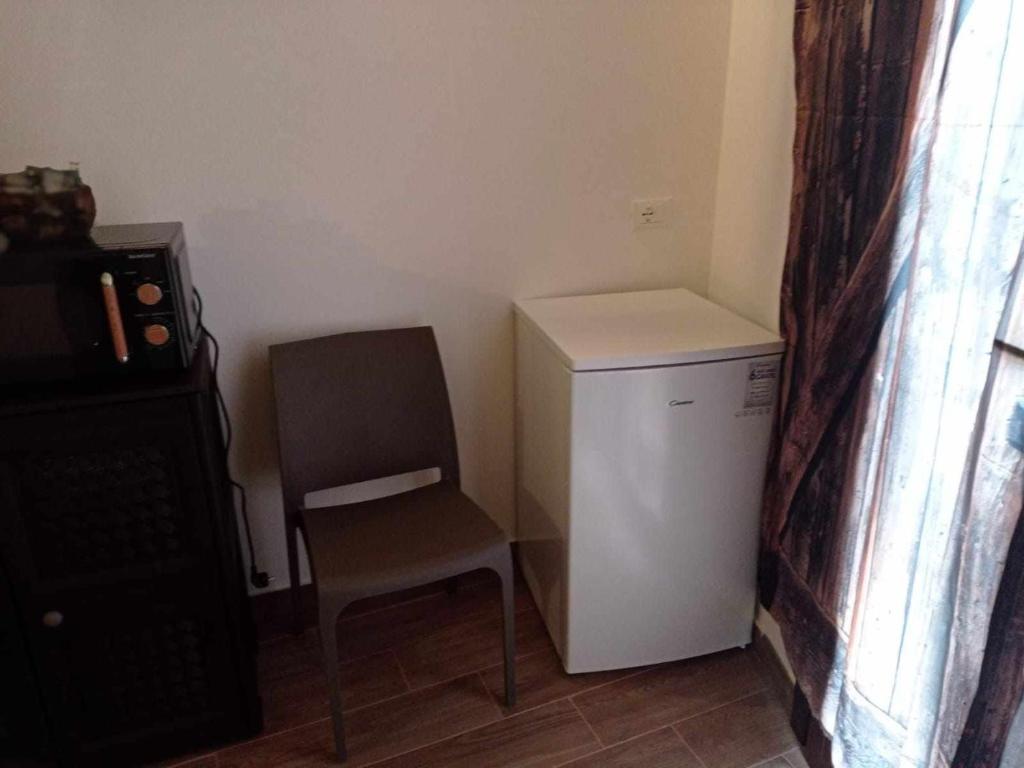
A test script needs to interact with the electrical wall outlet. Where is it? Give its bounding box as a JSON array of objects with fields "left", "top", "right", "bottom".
[{"left": 632, "top": 197, "right": 673, "bottom": 229}]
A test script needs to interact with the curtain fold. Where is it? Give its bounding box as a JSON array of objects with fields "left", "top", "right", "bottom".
[{"left": 762, "top": 2, "right": 1024, "bottom": 766}]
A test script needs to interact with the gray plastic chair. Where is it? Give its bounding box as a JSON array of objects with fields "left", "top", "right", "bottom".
[{"left": 269, "top": 326, "right": 515, "bottom": 761}]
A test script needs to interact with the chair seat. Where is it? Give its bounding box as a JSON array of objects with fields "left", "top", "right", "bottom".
[{"left": 299, "top": 481, "right": 507, "bottom": 601}]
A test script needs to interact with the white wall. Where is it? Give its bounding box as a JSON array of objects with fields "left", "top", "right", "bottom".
[
  {"left": 708, "top": 0, "right": 796, "bottom": 334},
  {"left": 0, "top": 1, "right": 733, "bottom": 591},
  {"left": 711, "top": 0, "right": 796, "bottom": 671}
]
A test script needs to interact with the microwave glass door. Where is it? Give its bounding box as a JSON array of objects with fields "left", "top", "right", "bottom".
[{"left": 0, "top": 276, "right": 107, "bottom": 380}]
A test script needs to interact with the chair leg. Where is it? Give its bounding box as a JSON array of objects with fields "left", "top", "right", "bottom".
[
  {"left": 287, "top": 519, "right": 304, "bottom": 635},
  {"left": 494, "top": 550, "right": 517, "bottom": 708},
  {"left": 319, "top": 604, "right": 348, "bottom": 762}
]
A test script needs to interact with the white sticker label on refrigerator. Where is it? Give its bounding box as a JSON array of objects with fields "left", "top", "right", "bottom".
[{"left": 744, "top": 361, "right": 778, "bottom": 409}]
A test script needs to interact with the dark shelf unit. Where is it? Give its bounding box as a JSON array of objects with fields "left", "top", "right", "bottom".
[{"left": 0, "top": 344, "right": 261, "bottom": 767}]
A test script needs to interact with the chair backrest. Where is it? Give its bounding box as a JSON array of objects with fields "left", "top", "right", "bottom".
[{"left": 269, "top": 326, "right": 460, "bottom": 517}]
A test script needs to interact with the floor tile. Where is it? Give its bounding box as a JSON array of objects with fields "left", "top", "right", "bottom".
[
  {"left": 342, "top": 570, "right": 493, "bottom": 618},
  {"left": 214, "top": 719, "right": 336, "bottom": 768},
  {"left": 259, "top": 633, "right": 407, "bottom": 733},
  {"left": 217, "top": 674, "right": 501, "bottom": 767},
  {"left": 156, "top": 754, "right": 219, "bottom": 768},
  {"left": 337, "top": 650, "right": 409, "bottom": 709},
  {"left": 215, "top": 577, "right": 794, "bottom": 768},
  {"left": 258, "top": 629, "right": 321, "bottom": 683},
  {"left": 394, "top": 607, "right": 552, "bottom": 689},
  {"left": 370, "top": 698, "right": 600, "bottom": 768},
  {"left": 335, "top": 575, "right": 534, "bottom": 660},
  {"left": 572, "top": 649, "right": 766, "bottom": 745},
  {"left": 675, "top": 689, "right": 798, "bottom": 768},
  {"left": 557, "top": 727, "right": 701, "bottom": 768},
  {"left": 480, "top": 645, "right": 636, "bottom": 715},
  {"left": 783, "top": 747, "right": 810, "bottom": 768}
]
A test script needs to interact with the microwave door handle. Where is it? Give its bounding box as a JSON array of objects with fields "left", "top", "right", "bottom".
[{"left": 100, "top": 272, "right": 130, "bottom": 364}]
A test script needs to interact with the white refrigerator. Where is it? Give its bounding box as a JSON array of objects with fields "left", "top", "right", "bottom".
[{"left": 515, "top": 288, "right": 785, "bottom": 673}]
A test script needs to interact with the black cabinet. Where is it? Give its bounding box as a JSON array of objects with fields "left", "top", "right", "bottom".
[{"left": 0, "top": 345, "right": 261, "bottom": 766}]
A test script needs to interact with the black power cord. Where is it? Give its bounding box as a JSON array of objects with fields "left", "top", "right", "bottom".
[{"left": 192, "top": 288, "right": 270, "bottom": 590}]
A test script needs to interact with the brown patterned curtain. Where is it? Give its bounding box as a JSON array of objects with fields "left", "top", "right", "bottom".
[{"left": 761, "top": 1, "right": 1024, "bottom": 766}]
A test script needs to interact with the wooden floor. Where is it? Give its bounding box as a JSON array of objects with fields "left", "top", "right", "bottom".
[{"left": 164, "top": 572, "right": 805, "bottom": 768}]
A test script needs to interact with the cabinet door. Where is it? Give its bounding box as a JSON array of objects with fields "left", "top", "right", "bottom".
[
  {"left": 0, "top": 566, "right": 50, "bottom": 760},
  {"left": 27, "top": 575, "right": 241, "bottom": 764},
  {"left": 0, "top": 396, "right": 242, "bottom": 765},
  {"left": 0, "top": 398, "right": 216, "bottom": 591}
]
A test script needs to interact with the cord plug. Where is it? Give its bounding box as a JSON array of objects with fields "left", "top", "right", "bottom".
[{"left": 250, "top": 567, "right": 271, "bottom": 590}]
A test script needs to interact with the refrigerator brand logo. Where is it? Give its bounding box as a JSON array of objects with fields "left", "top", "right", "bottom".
[
  {"left": 668, "top": 399, "right": 694, "bottom": 407},
  {"left": 744, "top": 361, "right": 778, "bottom": 409}
]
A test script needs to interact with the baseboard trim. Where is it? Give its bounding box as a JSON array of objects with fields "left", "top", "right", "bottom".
[{"left": 752, "top": 625, "right": 792, "bottom": 705}]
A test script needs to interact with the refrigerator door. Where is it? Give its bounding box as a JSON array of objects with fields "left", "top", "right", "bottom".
[{"left": 564, "top": 354, "right": 781, "bottom": 672}]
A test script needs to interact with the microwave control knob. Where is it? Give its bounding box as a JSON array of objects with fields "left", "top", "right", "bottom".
[
  {"left": 144, "top": 324, "right": 171, "bottom": 347},
  {"left": 136, "top": 282, "right": 163, "bottom": 305}
]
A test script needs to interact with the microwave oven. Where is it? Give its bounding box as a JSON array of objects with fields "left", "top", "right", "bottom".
[{"left": 0, "top": 222, "right": 200, "bottom": 384}]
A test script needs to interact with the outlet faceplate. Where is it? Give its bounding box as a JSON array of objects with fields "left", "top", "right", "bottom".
[{"left": 632, "top": 197, "right": 673, "bottom": 229}]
